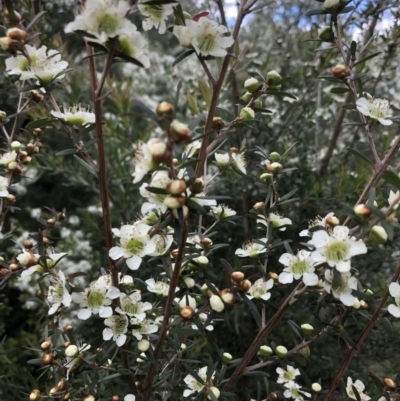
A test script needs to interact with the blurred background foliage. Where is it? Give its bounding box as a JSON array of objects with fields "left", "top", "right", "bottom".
[{"left": 1, "top": 0, "right": 400, "bottom": 400}]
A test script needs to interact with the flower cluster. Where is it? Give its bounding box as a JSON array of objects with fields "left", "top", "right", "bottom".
[{"left": 278, "top": 365, "right": 311, "bottom": 401}]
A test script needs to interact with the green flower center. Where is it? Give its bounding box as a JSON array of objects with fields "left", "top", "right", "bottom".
[
  {"left": 144, "top": 5, "right": 163, "bottom": 21},
  {"left": 20, "top": 55, "right": 38, "bottom": 71},
  {"left": 97, "top": 13, "right": 120, "bottom": 36},
  {"left": 325, "top": 241, "right": 349, "bottom": 263},
  {"left": 331, "top": 275, "right": 347, "bottom": 293},
  {"left": 117, "top": 37, "right": 135, "bottom": 58},
  {"left": 53, "top": 283, "right": 65, "bottom": 301},
  {"left": 123, "top": 301, "right": 140, "bottom": 315},
  {"left": 284, "top": 370, "right": 294, "bottom": 381},
  {"left": 114, "top": 316, "right": 127, "bottom": 334},
  {"left": 87, "top": 290, "right": 105, "bottom": 309},
  {"left": 291, "top": 260, "right": 308, "bottom": 275},
  {"left": 197, "top": 33, "right": 216, "bottom": 53},
  {"left": 67, "top": 115, "right": 87, "bottom": 125},
  {"left": 125, "top": 238, "right": 145, "bottom": 255}
]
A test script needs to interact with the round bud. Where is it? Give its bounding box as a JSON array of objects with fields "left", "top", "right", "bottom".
[
  {"left": 383, "top": 378, "right": 396, "bottom": 391},
  {"left": 324, "top": 0, "right": 341, "bottom": 10},
  {"left": 149, "top": 140, "right": 169, "bottom": 164},
  {"left": 29, "top": 389, "right": 41, "bottom": 401},
  {"left": 360, "top": 300, "right": 368, "bottom": 309},
  {"left": 57, "top": 378, "right": 67, "bottom": 391},
  {"left": 268, "top": 393, "right": 278, "bottom": 401},
  {"left": 0, "top": 37, "right": 13, "bottom": 52},
  {"left": 65, "top": 345, "right": 79, "bottom": 357},
  {"left": 253, "top": 201, "right": 266, "bottom": 214},
  {"left": 41, "top": 340, "right": 52, "bottom": 352},
  {"left": 183, "top": 276, "right": 195, "bottom": 289},
  {"left": 331, "top": 64, "right": 351, "bottom": 80},
  {"left": 239, "top": 107, "right": 255, "bottom": 121},
  {"left": 170, "top": 122, "right": 191, "bottom": 143},
  {"left": 210, "top": 295, "right": 225, "bottom": 312},
  {"left": 46, "top": 218, "right": 56, "bottom": 227},
  {"left": 222, "top": 352, "right": 232, "bottom": 363},
  {"left": 163, "top": 195, "right": 186, "bottom": 209},
  {"left": 231, "top": 271, "right": 245, "bottom": 283},
  {"left": 368, "top": 225, "right": 388, "bottom": 245},
  {"left": 6, "top": 27, "right": 27, "bottom": 41},
  {"left": 230, "top": 147, "right": 239, "bottom": 154},
  {"left": 298, "top": 344, "right": 310, "bottom": 358},
  {"left": 325, "top": 215, "right": 340, "bottom": 226},
  {"left": 112, "top": 397, "right": 120, "bottom": 401},
  {"left": 156, "top": 102, "right": 174, "bottom": 121},
  {"left": 220, "top": 289, "right": 235, "bottom": 305},
  {"left": 275, "top": 345, "right": 288, "bottom": 358},
  {"left": 166, "top": 180, "right": 186, "bottom": 195},
  {"left": 318, "top": 26, "right": 335, "bottom": 42},
  {"left": 241, "top": 92, "right": 253, "bottom": 103},
  {"left": 170, "top": 249, "right": 179, "bottom": 259},
  {"left": 239, "top": 279, "right": 251, "bottom": 292},
  {"left": 194, "top": 255, "right": 209, "bottom": 268},
  {"left": 42, "top": 353, "right": 54, "bottom": 364},
  {"left": 64, "top": 325, "right": 74, "bottom": 333},
  {"left": 84, "top": 396, "right": 95, "bottom": 401},
  {"left": 266, "top": 70, "right": 282, "bottom": 86},
  {"left": 207, "top": 387, "right": 220, "bottom": 400},
  {"left": 11, "top": 141, "right": 21, "bottom": 151},
  {"left": 9, "top": 263, "right": 18, "bottom": 271},
  {"left": 244, "top": 77, "right": 260, "bottom": 93},
  {"left": 212, "top": 117, "right": 225, "bottom": 130},
  {"left": 253, "top": 100, "right": 262, "bottom": 109},
  {"left": 180, "top": 305, "right": 195, "bottom": 320},
  {"left": 269, "top": 152, "right": 281, "bottom": 162},
  {"left": 300, "top": 323, "right": 314, "bottom": 336},
  {"left": 7, "top": 161, "right": 18, "bottom": 170},
  {"left": 201, "top": 283, "right": 211, "bottom": 297},
  {"left": 259, "top": 345, "right": 273, "bottom": 358},
  {"left": 354, "top": 204, "right": 371, "bottom": 218},
  {"left": 138, "top": 339, "right": 150, "bottom": 352},
  {"left": 266, "top": 162, "right": 283, "bottom": 174},
  {"left": 33, "top": 128, "right": 43, "bottom": 136},
  {"left": 190, "top": 177, "right": 204, "bottom": 194},
  {"left": 260, "top": 173, "right": 273, "bottom": 185},
  {"left": 312, "top": 383, "right": 322, "bottom": 392},
  {"left": 364, "top": 289, "right": 373, "bottom": 296},
  {"left": 29, "top": 90, "right": 44, "bottom": 103},
  {"left": 200, "top": 237, "right": 212, "bottom": 250},
  {"left": 136, "top": 353, "right": 146, "bottom": 364},
  {"left": 268, "top": 272, "right": 279, "bottom": 282}
]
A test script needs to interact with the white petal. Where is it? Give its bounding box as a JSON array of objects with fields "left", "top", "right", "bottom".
[
  {"left": 389, "top": 282, "right": 400, "bottom": 297},
  {"left": 340, "top": 291, "right": 355, "bottom": 306},
  {"left": 378, "top": 118, "right": 393, "bottom": 126},
  {"left": 48, "top": 303, "right": 60, "bottom": 315},
  {"left": 279, "top": 253, "right": 296, "bottom": 267},
  {"left": 279, "top": 272, "right": 294, "bottom": 284},
  {"left": 388, "top": 304, "right": 400, "bottom": 318},
  {"left": 103, "top": 328, "right": 113, "bottom": 341},
  {"left": 126, "top": 256, "right": 142, "bottom": 270},
  {"left": 333, "top": 225, "right": 349, "bottom": 240},
  {"left": 183, "top": 389, "right": 195, "bottom": 397},
  {"left": 116, "top": 334, "right": 127, "bottom": 346},
  {"left": 112, "top": 228, "right": 121, "bottom": 237},
  {"left": 309, "top": 230, "right": 330, "bottom": 248},
  {"left": 303, "top": 272, "right": 318, "bottom": 286},
  {"left": 310, "top": 250, "right": 326, "bottom": 264},
  {"left": 144, "top": 240, "right": 156, "bottom": 255},
  {"left": 63, "top": 292, "right": 72, "bottom": 307},
  {"left": 349, "top": 240, "right": 368, "bottom": 257},
  {"left": 109, "top": 246, "right": 125, "bottom": 260},
  {"left": 99, "top": 306, "right": 113, "bottom": 318},
  {"left": 336, "top": 260, "right": 351, "bottom": 273},
  {"left": 107, "top": 286, "right": 121, "bottom": 299},
  {"left": 78, "top": 308, "right": 92, "bottom": 320},
  {"left": 71, "top": 292, "right": 85, "bottom": 303},
  {"left": 261, "top": 293, "right": 271, "bottom": 301}
]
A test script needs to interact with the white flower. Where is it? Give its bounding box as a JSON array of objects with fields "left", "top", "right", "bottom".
[
  {"left": 116, "top": 292, "right": 152, "bottom": 319},
  {"left": 388, "top": 190, "right": 400, "bottom": 210},
  {"left": 72, "top": 275, "right": 120, "bottom": 320},
  {"left": 278, "top": 250, "right": 319, "bottom": 286},
  {"left": 346, "top": 377, "right": 371, "bottom": 401},
  {"left": 269, "top": 213, "right": 292, "bottom": 231},
  {"left": 184, "top": 140, "right": 201, "bottom": 158},
  {"left": 247, "top": 278, "right": 274, "bottom": 300},
  {"left": 103, "top": 314, "right": 129, "bottom": 346},
  {"left": 174, "top": 17, "right": 234, "bottom": 57},
  {"left": 51, "top": 104, "right": 95, "bottom": 126},
  {"left": 283, "top": 382, "right": 311, "bottom": 401},
  {"left": 131, "top": 317, "right": 158, "bottom": 340},
  {"left": 133, "top": 140, "right": 159, "bottom": 184},
  {"left": 211, "top": 204, "right": 236, "bottom": 219},
  {"left": 215, "top": 152, "right": 230, "bottom": 168},
  {"left": 109, "top": 223, "right": 156, "bottom": 270},
  {"left": 210, "top": 294, "right": 225, "bottom": 312},
  {"left": 0, "top": 151, "right": 17, "bottom": 167},
  {"left": 148, "top": 232, "right": 174, "bottom": 257},
  {"left": 323, "top": 270, "right": 358, "bottom": 306},
  {"left": 299, "top": 212, "right": 339, "bottom": 237},
  {"left": 139, "top": 170, "right": 169, "bottom": 209},
  {"left": 0, "top": 176, "right": 9, "bottom": 197},
  {"left": 192, "top": 192, "right": 217, "bottom": 207},
  {"left": 65, "top": 0, "right": 131, "bottom": 43},
  {"left": 196, "top": 312, "right": 214, "bottom": 331},
  {"left": 356, "top": 97, "right": 392, "bottom": 126},
  {"left": 124, "top": 395, "right": 135, "bottom": 401},
  {"left": 231, "top": 152, "right": 247, "bottom": 174},
  {"left": 175, "top": 295, "right": 197, "bottom": 310},
  {"left": 235, "top": 239, "right": 267, "bottom": 258},
  {"left": 138, "top": 1, "right": 176, "bottom": 34},
  {"left": 17, "top": 250, "right": 38, "bottom": 266},
  {"left": 388, "top": 282, "right": 400, "bottom": 318},
  {"left": 276, "top": 365, "right": 301, "bottom": 386},
  {"left": 5, "top": 45, "right": 68, "bottom": 83},
  {"left": 146, "top": 278, "right": 179, "bottom": 296},
  {"left": 47, "top": 271, "right": 72, "bottom": 315},
  {"left": 183, "top": 366, "right": 212, "bottom": 397},
  {"left": 308, "top": 226, "right": 367, "bottom": 272}
]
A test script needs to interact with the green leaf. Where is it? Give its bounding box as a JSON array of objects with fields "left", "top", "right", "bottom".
[
  {"left": 144, "top": 186, "right": 168, "bottom": 195},
  {"left": 347, "top": 148, "right": 373, "bottom": 166},
  {"left": 306, "top": 8, "right": 329, "bottom": 16},
  {"left": 350, "top": 41, "right": 357, "bottom": 58},
  {"left": 55, "top": 149, "right": 76, "bottom": 156},
  {"left": 186, "top": 198, "right": 207, "bottom": 215},
  {"left": 26, "top": 118, "right": 53, "bottom": 130},
  {"left": 369, "top": 375, "right": 384, "bottom": 394},
  {"left": 268, "top": 91, "right": 297, "bottom": 100},
  {"left": 353, "top": 52, "right": 382, "bottom": 67},
  {"left": 198, "top": 77, "right": 213, "bottom": 109},
  {"left": 73, "top": 155, "right": 97, "bottom": 176},
  {"left": 352, "top": 385, "right": 362, "bottom": 401},
  {"left": 330, "top": 87, "right": 351, "bottom": 94},
  {"left": 383, "top": 171, "right": 400, "bottom": 190},
  {"left": 381, "top": 317, "right": 392, "bottom": 335},
  {"left": 132, "top": 99, "right": 158, "bottom": 121},
  {"left": 279, "top": 188, "right": 298, "bottom": 202},
  {"left": 187, "top": 91, "right": 200, "bottom": 115},
  {"left": 173, "top": 49, "right": 195, "bottom": 66}
]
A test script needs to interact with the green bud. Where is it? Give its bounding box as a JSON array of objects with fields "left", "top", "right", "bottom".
[
  {"left": 241, "top": 92, "right": 253, "bottom": 103},
  {"left": 368, "top": 225, "right": 388, "bottom": 245},
  {"left": 266, "top": 70, "right": 282, "bottom": 86},
  {"left": 269, "top": 152, "right": 281, "bottom": 162},
  {"left": 275, "top": 345, "right": 288, "bottom": 358},
  {"left": 253, "top": 100, "right": 262, "bottom": 109},
  {"left": 298, "top": 344, "right": 310, "bottom": 358},
  {"left": 0, "top": 111, "right": 6, "bottom": 122},
  {"left": 312, "top": 383, "right": 322, "bottom": 393},
  {"left": 260, "top": 173, "right": 273, "bottom": 185},
  {"left": 300, "top": 323, "right": 314, "bottom": 336},
  {"left": 222, "top": 352, "right": 233, "bottom": 363},
  {"left": 11, "top": 141, "right": 21, "bottom": 151},
  {"left": 324, "top": 0, "right": 341, "bottom": 10},
  {"left": 259, "top": 345, "right": 273, "bottom": 358},
  {"left": 244, "top": 77, "right": 260, "bottom": 93},
  {"left": 318, "top": 26, "right": 335, "bottom": 42},
  {"left": 239, "top": 107, "right": 255, "bottom": 121}
]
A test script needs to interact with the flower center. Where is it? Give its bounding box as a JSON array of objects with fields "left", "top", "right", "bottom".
[
  {"left": 53, "top": 283, "right": 65, "bottom": 301},
  {"left": 117, "top": 36, "right": 135, "bottom": 58},
  {"left": 284, "top": 370, "right": 294, "bottom": 381},
  {"left": 144, "top": 5, "right": 164, "bottom": 21},
  {"left": 197, "top": 33, "right": 216, "bottom": 53},
  {"left": 97, "top": 13, "right": 120, "bottom": 36},
  {"left": 291, "top": 260, "right": 308, "bottom": 275},
  {"left": 325, "top": 241, "right": 349, "bottom": 263},
  {"left": 125, "top": 238, "right": 145, "bottom": 255},
  {"left": 123, "top": 301, "right": 140, "bottom": 315},
  {"left": 331, "top": 275, "right": 347, "bottom": 293},
  {"left": 113, "top": 316, "right": 127, "bottom": 334},
  {"left": 370, "top": 99, "right": 389, "bottom": 119},
  {"left": 87, "top": 290, "right": 105, "bottom": 309}
]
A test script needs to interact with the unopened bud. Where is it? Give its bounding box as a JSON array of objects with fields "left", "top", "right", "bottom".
[
  {"left": 29, "top": 389, "right": 41, "bottom": 401},
  {"left": 200, "top": 237, "right": 212, "bottom": 250},
  {"left": 324, "top": 0, "right": 341, "bottom": 10},
  {"left": 239, "top": 279, "right": 251, "bottom": 292},
  {"left": 369, "top": 225, "right": 388, "bottom": 245},
  {"left": 190, "top": 177, "right": 204, "bottom": 194},
  {"left": 112, "top": 397, "right": 120, "bottom": 401},
  {"left": 312, "top": 383, "right": 322, "bottom": 392},
  {"left": 268, "top": 272, "right": 279, "bottom": 282},
  {"left": 136, "top": 352, "right": 146, "bottom": 364},
  {"left": 33, "top": 128, "right": 43, "bottom": 136},
  {"left": 298, "top": 344, "right": 310, "bottom": 358},
  {"left": 42, "top": 353, "right": 54, "bottom": 364},
  {"left": 326, "top": 215, "right": 340, "bottom": 226},
  {"left": 231, "top": 271, "right": 245, "bottom": 283},
  {"left": 7, "top": 161, "right": 18, "bottom": 170},
  {"left": 331, "top": 64, "right": 351, "bottom": 80},
  {"left": 41, "top": 340, "right": 52, "bottom": 352},
  {"left": 266, "top": 70, "right": 282, "bottom": 86},
  {"left": 170, "top": 248, "right": 179, "bottom": 259},
  {"left": 318, "top": 26, "right": 335, "bottom": 42},
  {"left": 183, "top": 276, "right": 195, "bottom": 288},
  {"left": 300, "top": 323, "right": 314, "bottom": 336},
  {"left": 244, "top": 77, "right": 260, "bottom": 93},
  {"left": 220, "top": 289, "right": 235, "bottom": 305},
  {"left": 354, "top": 204, "right": 371, "bottom": 218},
  {"left": 156, "top": 102, "right": 174, "bottom": 121},
  {"left": 138, "top": 339, "right": 150, "bottom": 352},
  {"left": 9, "top": 263, "right": 18, "bottom": 271},
  {"left": 253, "top": 201, "right": 266, "bottom": 214},
  {"left": 260, "top": 173, "right": 273, "bottom": 185},
  {"left": 210, "top": 294, "right": 225, "bottom": 312},
  {"left": 6, "top": 194, "right": 16, "bottom": 204},
  {"left": 383, "top": 378, "right": 396, "bottom": 391},
  {"left": 207, "top": 387, "right": 220, "bottom": 400},
  {"left": 253, "top": 100, "right": 262, "bottom": 109},
  {"left": 275, "top": 345, "right": 288, "bottom": 357},
  {"left": 269, "top": 152, "right": 281, "bottom": 162},
  {"left": 268, "top": 392, "right": 278, "bottom": 401},
  {"left": 46, "top": 218, "right": 56, "bottom": 227},
  {"left": 64, "top": 325, "right": 74, "bottom": 333},
  {"left": 57, "top": 378, "right": 67, "bottom": 391},
  {"left": 163, "top": 195, "right": 186, "bottom": 209},
  {"left": 364, "top": 288, "right": 373, "bottom": 296},
  {"left": 360, "top": 300, "right": 368, "bottom": 309},
  {"left": 149, "top": 140, "right": 169, "bottom": 164},
  {"left": 222, "top": 352, "right": 232, "bottom": 363},
  {"left": 212, "top": 117, "right": 225, "bottom": 130},
  {"left": 11, "top": 141, "right": 21, "bottom": 151},
  {"left": 0, "top": 37, "right": 13, "bottom": 51},
  {"left": 170, "top": 122, "right": 191, "bottom": 143},
  {"left": 166, "top": 180, "right": 186, "bottom": 195},
  {"left": 65, "top": 344, "right": 79, "bottom": 357},
  {"left": 193, "top": 255, "right": 209, "bottom": 268},
  {"left": 29, "top": 90, "right": 44, "bottom": 103},
  {"left": 180, "top": 305, "right": 195, "bottom": 320},
  {"left": 239, "top": 107, "right": 255, "bottom": 121},
  {"left": 241, "top": 92, "right": 253, "bottom": 103},
  {"left": 6, "top": 27, "right": 27, "bottom": 41},
  {"left": 84, "top": 396, "right": 95, "bottom": 401},
  {"left": 266, "top": 162, "right": 283, "bottom": 174},
  {"left": 259, "top": 345, "right": 273, "bottom": 358}
]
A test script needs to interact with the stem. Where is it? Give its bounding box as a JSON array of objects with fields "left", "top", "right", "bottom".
[
  {"left": 142, "top": 225, "right": 188, "bottom": 401},
  {"left": 323, "top": 262, "right": 400, "bottom": 401}
]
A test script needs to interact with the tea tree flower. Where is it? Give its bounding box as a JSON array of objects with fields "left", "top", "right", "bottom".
[
  {"left": 278, "top": 250, "right": 319, "bottom": 286},
  {"left": 277, "top": 365, "right": 301, "bottom": 386},
  {"left": 131, "top": 317, "right": 158, "bottom": 340},
  {"left": 269, "top": 213, "right": 292, "bottom": 231},
  {"left": 0, "top": 176, "right": 9, "bottom": 197},
  {"left": 215, "top": 152, "right": 230, "bottom": 168},
  {"left": 388, "top": 190, "right": 400, "bottom": 210},
  {"left": 183, "top": 366, "right": 212, "bottom": 397},
  {"left": 346, "top": 377, "right": 371, "bottom": 401},
  {"left": 103, "top": 314, "right": 129, "bottom": 346},
  {"left": 109, "top": 223, "right": 156, "bottom": 270},
  {"left": 0, "top": 151, "right": 17, "bottom": 167},
  {"left": 211, "top": 204, "right": 237, "bottom": 219},
  {"left": 124, "top": 395, "right": 135, "bottom": 401},
  {"left": 308, "top": 226, "right": 367, "bottom": 272},
  {"left": 247, "top": 278, "right": 274, "bottom": 300},
  {"left": 146, "top": 278, "right": 179, "bottom": 296},
  {"left": 283, "top": 382, "right": 311, "bottom": 401},
  {"left": 133, "top": 140, "right": 162, "bottom": 184},
  {"left": 235, "top": 239, "right": 267, "bottom": 258},
  {"left": 299, "top": 212, "right": 339, "bottom": 237},
  {"left": 5, "top": 45, "right": 68, "bottom": 84},
  {"left": 115, "top": 292, "right": 152, "bottom": 319},
  {"left": 148, "top": 232, "right": 174, "bottom": 257},
  {"left": 47, "top": 271, "right": 72, "bottom": 315},
  {"left": 323, "top": 270, "right": 358, "bottom": 306},
  {"left": 51, "top": 104, "right": 95, "bottom": 126},
  {"left": 231, "top": 152, "right": 247, "bottom": 174},
  {"left": 356, "top": 97, "right": 392, "bottom": 126},
  {"left": 138, "top": 1, "right": 176, "bottom": 34},
  {"left": 176, "top": 295, "right": 197, "bottom": 310},
  {"left": 388, "top": 282, "right": 400, "bottom": 318},
  {"left": 65, "top": 0, "right": 131, "bottom": 43},
  {"left": 139, "top": 170, "right": 169, "bottom": 209}
]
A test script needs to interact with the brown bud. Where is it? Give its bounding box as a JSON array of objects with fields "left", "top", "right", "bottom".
[
  {"left": 57, "top": 378, "right": 67, "bottom": 391},
  {"left": 163, "top": 195, "right": 186, "bottom": 209},
  {"left": 19, "top": 151, "right": 28, "bottom": 158},
  {"left": 33, "top": 128, "right": 43, "bottom": 137},
  {"left": 112, "top": 397, "right": 120, "bottom": 401},
  {"left": 4, "top": 9, "right": 22, "bottom": 25},
  {"left": 230, "top": 147, "right": 239, "bottom": 154},
  {"left": 170, "top": 249, "right": 179, "bottom": 259},
  {"left": 64, "top": 341, "right": 71, "bottom": 347},
  {"left": 26, "top": 143, "right": 35, "bottom": 152},
  {"left": 29, "top": 91, "right": 44, "bottom": 103},
  {"left": 149, "top": 140, "right": 170, "bottom": 164},
  {"left": 231, "top": 271, "right": 245, "bottom": 283},
  {"left": 170, "top": 122, "right": 191, "bottom": 143},
  {"left": 212, "top": 117, "right": 225, "bottom": 131},
  {"left": 253, "top": 202, "right": 266, "bottom": 214},
  {"left": 0, "top": 268, "right": 9, "bottom": 277},
  {"left": 172, "top": 158, "right": 179, "bottom": 166},
  {"left": 331, "top": 64, "right": 351, "bottom": 80},
  {"left": 9, "top": 263, "right": 19, "bottom": 271},
  {"left": 41, "top": 340, "right": 52, "bottom": 352},
  {"left": 42, "top": 353, "right": 54, "bottom": 364},
  {"left": 46, "top": 218, "right": 56, "bottom": 227},
  {"left": 268, "top": 392, "right": 278, "bottom": 401},
  {"left": 180, "top": 306, "right": 194, "bottom": 320},
  {"left": 166, "top": 179, "right": 186, "bottom": 195},
  {"left": 29, "top": 389, "right": 40, "bottom": 401},
  {"left": 354, "top": 204, "right": 372, "bottom": 218},
  {"left": 6, "top": 27, "right": 27, "bottom": 41},
  {"left": 200, "top": 237, "right": 212, "bottom": 250},
  {"left": 156, "top": 102, "right": 174, "bottom": 121},
  {"left": 6, "top": 194, "right": 16, "bottom": 204},
  {"left": 37, "top": 290, "right": 44, "bottom": 300},
  {"left": 64, "top": 325, "right": 74, "bottom": 333},
  {"left": 23, "top": 240, "right": 33, "bottom": 249},
  {"left": 189, "top": 178, "right": 204, "bottom": 194},
  {"left": 239, "top": 279, "right": 251, "bottom": 292},
  {"left": 383, "top": 378, "right": 396, "bottom": 391},
  {"left": 220, "top": 289, "right": 236, "bottom": 305},
  {"left": 64, "top": 393, "right": 71, "bottom": 400},
  {"left": 42, "top": 237, "right": 49, "bottom": 245},
  {"left": 268, "top": 272, "right": 279, "bottom": 282},
  {"left": 57, "top": 212, "right": 67, "bottom": 221}
]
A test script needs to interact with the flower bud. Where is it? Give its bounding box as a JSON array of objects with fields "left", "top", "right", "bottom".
[
  {"left": 215, "top": 152, "right": 230, "bottom": 168},
  {"left": 138, "top": 339, "right": 150, "bottom": 352},
  {"left": 266, "top": 162, "right": 283, "bottom": 174},
  {"left": 210, "top": 294, "right": 225, "bottom": 312},
  {"left": 84, "top": 396, "right": 95, "bottom": 401},
  {"left": 207, "top": 387, "right": 220, "bottom": 400},
  {"left": 29, "top": 389, "right": 41, "bottom": 401},
  {"left": 324, "top": 0, "right": 341, "bottom": 10},
  {"left": 171, "top": 205, "right": 190, "bottom": 220},
  {"left": 253, "top": 201, "right": 266, "bottom": 214},
  {"left": 166, "top": 179, "right": 186, "bottom": 195},
  {"left": 241, "top": 92, "right": 253, "bottom": 103},
  {"left": 369, "top": 225, "right": 388, "bottom": 245},
  {"left": 183, "top": 276, "right": 195, "bottom": 289},
  {"left": 29, "top": 90, "right": 44, "bottom": 103},
  {"left": 360, "top": 300, "right": 368, "bottom": 309},
  {"left": 239, "top": 107, "right": 255, "bottom": 121},
  {"left": 253, "top": 100, "right": 262, "bottom": 109},
  {"left": 136, "top": 353, "right": 147, "bottom": 364},
  {"left": 239, "top": 279, "right": 251, "bottom": 292},
  {"left": 269, "top": 152, "right": 281, "bottom": 162},
  {"left": 65, "top": 344, "right": 79, "bottom": 357},
  {"left": 7, "top": 161, "right": 18, "bottom": 170},
  {"left": 383, "top": 378, "right": 396, "bottom": 391},
  {"left": 11, "top": 141, "right": 21, "bottom": 151},
  {"left": 268, "top": 393, "right": 278, "bottom": 401},
  {"left": 220, "top": 289, "right": 235, "bottom": 305},
  {"left": 298, "top": 344, "right": 310, "bottom": 358},
  {"left": 260, "top": 173, "right": 273, "bottom": 185},
  {"left": 300, "top": 323, "right": 314, "bottom": 336},
  {"left": 156, "top": 102, "right": 174, "bottom": 121},
  {"left": 195, "top": 255, "right": 209, "bottom": 268},
  {"left": 42, "top": 353, "right": 54, "bottom": 364},
  {"left": 0, "top": 111, "right": 7, "bottom": 122},
  {"left": 268, "top": 272, "right": 279, "bottom": 282},
  {"left": 163, "top": 195, "right": 186, "bottom": 209},
  {"left": 244, "top": 77, "right": 260, "bottom": 93},
  {"left": 9, "top": 263, "right": 18, "bottom": 271},
  {"left": 266, "top": 70, "right": 282, "bottom": 86},
  {"left": 259, "top": 345, "right": 273, "bottom": 358},
  {"left": 112, "top": 397, "right": 120, "bottom": 401},
  {"left": 331, "top": 64, "right": 351, "bottom": 80},
  {"left": 354, "top": 204, "right": 371, "bottom": 218},
  {"left": 353, "top": 298, "right": 361, "bottom": 309},
  {"left": 149, "top": 140, "right": 169, "bottom": 164},
  {"left": 190, "top": 177, "right": 204, "bottom": 194},
  {"left": 222, "top": 352, "right": 232, "bottom": 363},
  {"left": 364, "top": 288, "right": 373, "bottom": 296},
  {"left": 312, "top": 383, "right": 322, "bottom": 392},
  {"left": 6, "top": 27, "right": 27, "bottom": 41},
  {"left": 200, "top": 237, "right": 212, "bottom": 250},
  {"left": 212, "top": 117, "right": 225, "bottom": 130},
  {"left": 64, "top": 325, "right": 74, "bottom": 333},
  {"left": 170, "top": 122, "right": 191, "bottom": 143},
  {"left": 6, "top": 194, "right": 16, "bottom": 204},
  {"left": 326, "top": 215, "right": 340, "bottom": 226},
  {"left": 41, "top": 340, "right": 52, "bottom": 352},
  {"left": 0, "top": 37, "right": 13, "bottom": 51},
  {"left": 231, "top": 271, "right": 245, "bottom": 283},
  {"left": 318, "top": 26, "right": 335, "bottom": 42},
  {"left": 57, "top": 378, "right": 67, "bottom": 391},
  {"left": 275, "top": 345, "right": 288, "bottom": 357}
]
